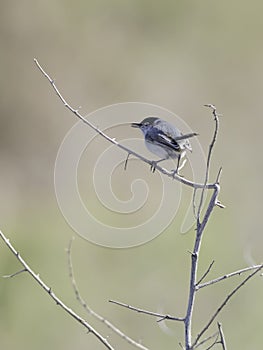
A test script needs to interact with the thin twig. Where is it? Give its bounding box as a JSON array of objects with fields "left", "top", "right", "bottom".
[
  {"left": 196, "top": 264, "right": 263, "bottom": 290},
  {"left": 194, "top": 331, "right": 219, "bottom": 349},
  {"left": 217, "top": 322, "right": 227, "bottom": 350},
  {"left": 196, "top": 104, "right": 220, "bottom": 224},
  {"left": 124, "top": 153, "right": 131, "bottom": 170},
  {"left": 196, "top": 260, "right": 215, "bottom": 286},
  {"left": 215, "top": 167, "right": 223, "bottom": 183},
  {"left": 2, "top": 268, "right": 27, "bottom": 278},
  {"left": 33, "top": 58, "right": 216, "bottom": 190},
  {"left": 193, "top": 264, "right": 263, "bottom": 347},
  {"left": 109, "top": 300, "right": 184, "bottom": 322},
  {"left": 204, "top": 334, "right": 219, "bottom": 350},
  {"left": 67, "top": 238, "right": 149, "bottom": 350},
  {"left": 0, "top": 230, "right": 114, "bottom": 350}
]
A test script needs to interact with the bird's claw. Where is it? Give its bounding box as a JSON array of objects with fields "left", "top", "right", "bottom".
[{"left": 172, "top": 169, "right": 184, "bottom": 178}]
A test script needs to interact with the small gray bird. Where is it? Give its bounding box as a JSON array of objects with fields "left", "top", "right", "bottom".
[{"left": 131, "top": 117, "right": 197, "bottom": 173}]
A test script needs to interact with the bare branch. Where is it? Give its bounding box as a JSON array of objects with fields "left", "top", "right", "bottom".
[
  {"left": 196, "top": 104, "right": 220, "bottom": 223},
  {"left": 33, "top": 58, "right": 217, "bottom": 191},
  {"left": 196, "top": 264, "right": 263, "bottom": 290},
  {"left": 184, "top": 183, "right": 220, "bottom": 349},
  {"left": 67, "top": 238, "right": 149, "bottom": 350},
  {"left": 196, "top": 260, "right": 215, "bottom": 286},
  {"left": 193, "top": 264, "right": 263, "bottom": 347},
  {"left": 184, "top": 105, "right": 224, "bottom": 349},
  {"left": 0, "top": 230, "right": 114, "bottom": 350},
  {"left": 109, "top": 300, "right": 184, "bottom": 322},
  {"left": 33, "top": 59, "right": 259, "bottom": 350}
]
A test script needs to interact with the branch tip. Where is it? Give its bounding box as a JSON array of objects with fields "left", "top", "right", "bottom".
[
  {"left": 216, "top": 167, "right": 223, "bottom": 183},
  {"left": 2, "top": 268, "right": 27, "bottom": 278}
]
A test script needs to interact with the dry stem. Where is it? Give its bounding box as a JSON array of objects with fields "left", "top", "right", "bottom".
[
  {"left": 0, "top": 230, "right": 114, "bottom": 350},
  {"left": 67, "top": 238, "right": 149, "bottom": 350}
]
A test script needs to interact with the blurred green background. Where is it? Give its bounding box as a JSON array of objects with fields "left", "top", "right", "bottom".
[{"left": 0, "top": 1, "right": 262, "bottom": 349}]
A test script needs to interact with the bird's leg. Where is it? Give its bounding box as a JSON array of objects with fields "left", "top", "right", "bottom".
[
  {"left": 172, "top": 154, "right": 181, "bottom": 177},
  {"left": 176, "top": 154, "right": 181, "bottom": 173}
]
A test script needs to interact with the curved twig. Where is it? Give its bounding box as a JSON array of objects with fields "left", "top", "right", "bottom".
[
  {"left": 0, "top": 230, "right": 114, "bottom": 350},
  {"left": 67, "top": 238, "right": 149, "bottom": 350}
]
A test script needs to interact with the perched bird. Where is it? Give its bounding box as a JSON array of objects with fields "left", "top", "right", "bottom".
[{"left": 131, "top": 116, "right": 197, "bottom": 173}]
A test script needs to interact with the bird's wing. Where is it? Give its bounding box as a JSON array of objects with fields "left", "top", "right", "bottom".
[{"left": 146, "top": 128, "right": 181, "bottom": 152}]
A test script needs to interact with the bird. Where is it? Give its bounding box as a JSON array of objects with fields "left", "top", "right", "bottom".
[{"left": 131, "top": 116, "right": 197, "bottom": 173}]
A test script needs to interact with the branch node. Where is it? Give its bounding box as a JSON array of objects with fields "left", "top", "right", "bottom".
[{"left": 217, "top": 322, "right": 227, "bottom": 350}]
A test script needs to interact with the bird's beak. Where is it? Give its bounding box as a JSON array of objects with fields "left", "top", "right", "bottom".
[{"left": 131, "top": 122, "right": 141, "bottom": 128}]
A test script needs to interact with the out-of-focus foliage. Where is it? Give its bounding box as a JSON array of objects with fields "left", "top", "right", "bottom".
[{"left": 0, "top": 1, "right": 262, "bottom": 349}]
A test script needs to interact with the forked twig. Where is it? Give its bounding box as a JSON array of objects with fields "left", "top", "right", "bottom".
[
  {"left": 196, "top": 264, "right": 263, "bottom": 290},
  {"left": 196, "top": 260, "right": 215, "bottom": 286},
  {"left": 184, "top": 104, "right": 223, "bottom": 349},
  {"left": 193, "top": 264, "right": 263, "bottom": 347}
]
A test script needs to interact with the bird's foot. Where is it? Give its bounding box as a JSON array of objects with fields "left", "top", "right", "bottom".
[{"left": 172, "top": 169, "right": 184, "bottom": 178}]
